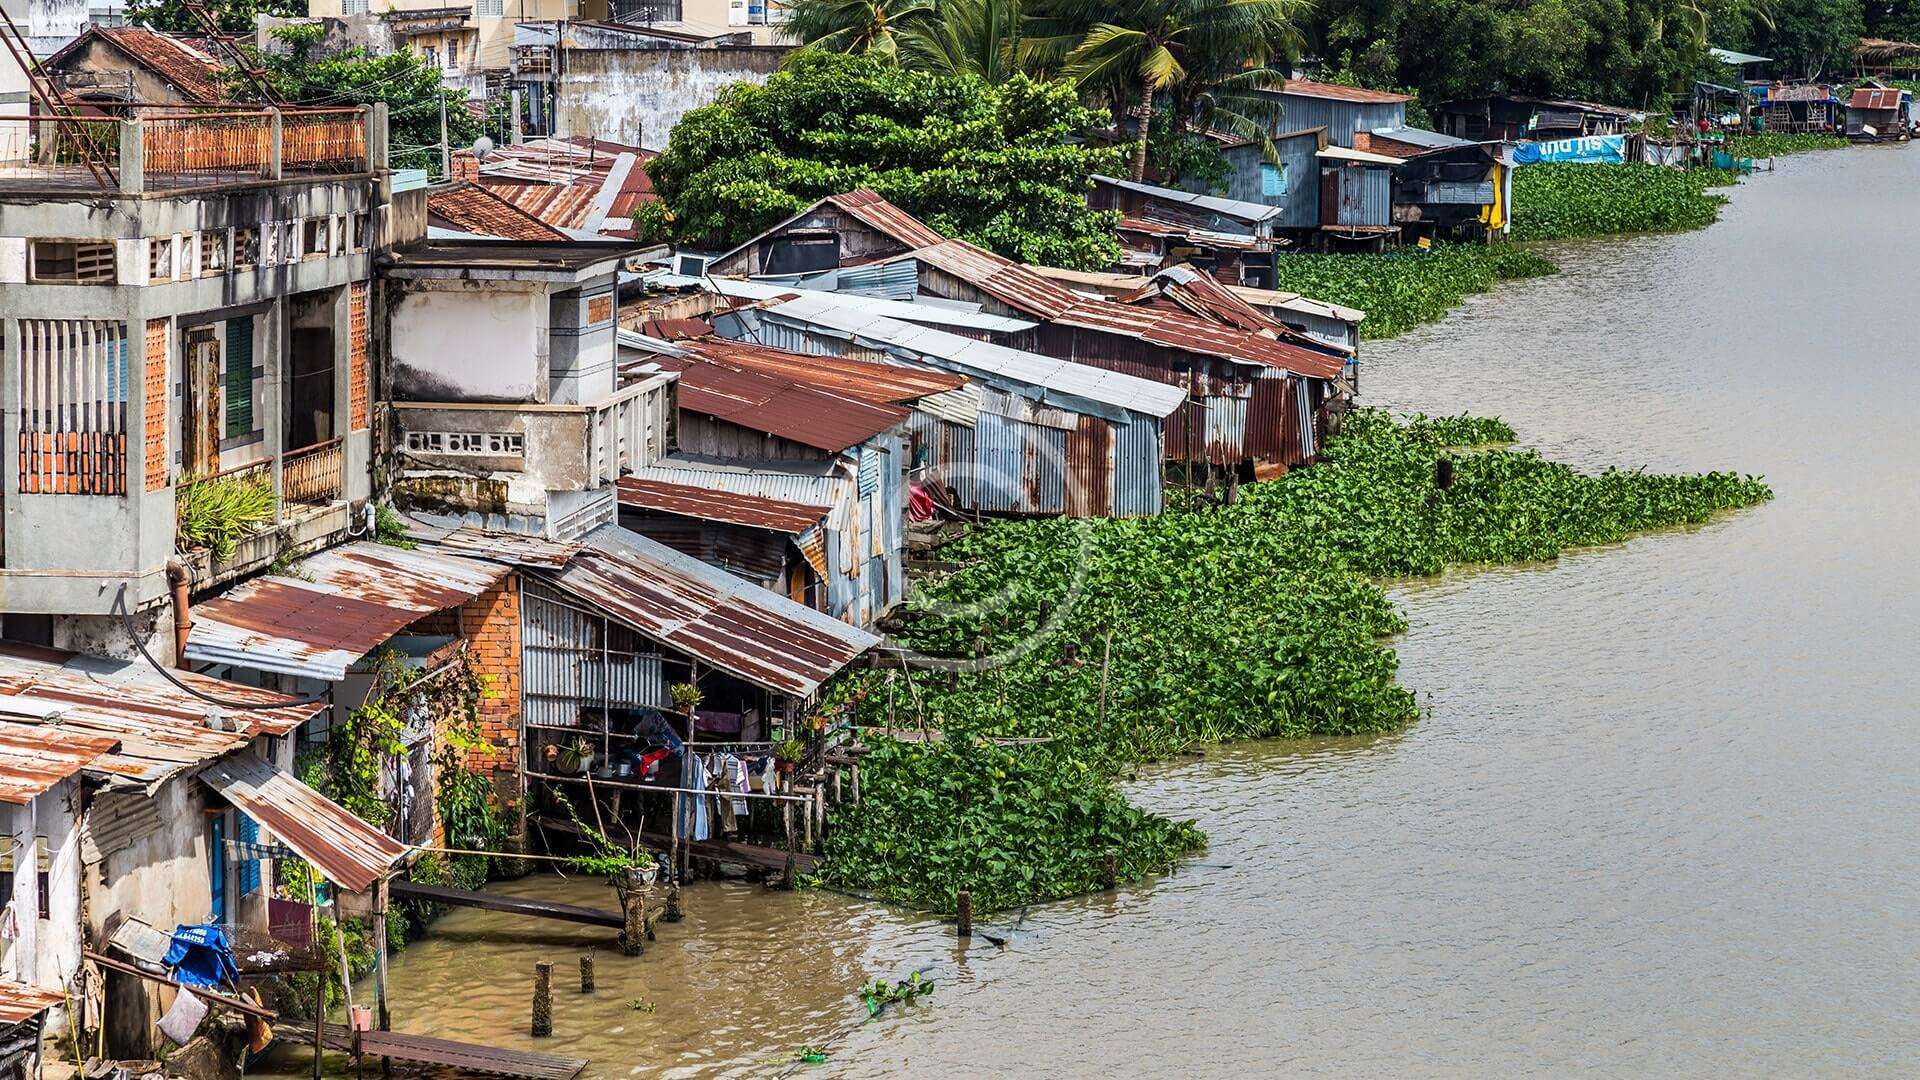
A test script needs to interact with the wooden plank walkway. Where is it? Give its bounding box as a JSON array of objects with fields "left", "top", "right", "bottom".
[
  {"left": 389, "top": 880, "right": 623, "bottom": 929},
  {"left": 276, "top": 1023, "right": 587, "bottom": 1080}
]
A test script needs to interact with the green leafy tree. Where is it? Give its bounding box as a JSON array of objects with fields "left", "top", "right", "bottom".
[
  {"left": 1716, "top": 0, "right": 1863, "bottom": 79},
  {"left": 242, "top": 25, "right": 479, "bottom": 175},
  {"left": 128, "top": 0, "right": 300, "bottom": 33},
  {"left": 899, "top": 0, "right": 1027, "bottom": 82},
  {"left": 779, "top": 0, "right": 940, "bottom": 56},
  {"left": 1026, "top": 0, "right": 1304, "bottom": 180},
  {"left": 645, "top": 51, "right": 1123, "bottom": 269}
]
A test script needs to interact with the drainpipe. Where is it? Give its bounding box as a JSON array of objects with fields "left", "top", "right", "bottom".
[{"left": 166, "top": 558, "right": 192, "bottom": 670}]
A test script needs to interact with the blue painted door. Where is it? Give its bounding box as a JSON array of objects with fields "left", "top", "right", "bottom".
[
  {"left": 208, "top": 816, "right": 228, "bottom": 923},
  {"left": 237, "top": 814, "right": 261, "bottom": 896}
]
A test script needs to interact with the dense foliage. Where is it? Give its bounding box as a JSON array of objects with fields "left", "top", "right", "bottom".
[
  {"left": 1725, "top": 132, "right": 1851, "bottom": 157},
  {"left": 1509, "top": 163, "right": 1735, "bottom": 242},
  {"left": 246, "top": 26, "right": 480, "bottom": 176},
  {"left": 1269, "top": 245, "right": 1558, "bottom": 339},
  {"left": 128, "top": 0, "right": 299, "bottom": 33},
  {"left": 820, "top": 411, "right": 1771, "bottom": 912},
  {"left": 642, "top": 51, "right": 1122, "bottom": 268},
  {"left": 175, "top": 474, "right": 275, "bottom": 560}
]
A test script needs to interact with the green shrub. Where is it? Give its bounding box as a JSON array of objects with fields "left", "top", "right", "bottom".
[{"left": 175, "top": 474, "right": 276, "bottom": 560}]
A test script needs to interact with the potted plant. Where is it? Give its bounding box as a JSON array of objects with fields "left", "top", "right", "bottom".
[
  {"left": 669, "top": 682, "right": 704, "bottom": 715},
  {"left": 775, "top": 738, "right": 805, "bottom": 776},
  {"left": 555, "top": 737, "right": 595, "bottom": 775}
]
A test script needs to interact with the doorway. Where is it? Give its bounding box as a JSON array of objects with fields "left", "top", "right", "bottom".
[{"left": 286, "top": 292, "right": 336, "bottom": 449}]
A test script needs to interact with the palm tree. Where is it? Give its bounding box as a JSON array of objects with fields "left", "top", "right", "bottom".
[
  {"left": 781, "top": 0, "right": 940, "bottom": 59},
  {"left": 1027, "top": 0, "right": 1304, "bottom": 180},
  {"left": 900, "top": 0, "right": 1026, "bottom": 83}
]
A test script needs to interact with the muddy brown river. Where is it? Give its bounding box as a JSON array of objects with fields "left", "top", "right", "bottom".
[{"left": 278, "top": 146, "right": 1920, "bottom": 1077}]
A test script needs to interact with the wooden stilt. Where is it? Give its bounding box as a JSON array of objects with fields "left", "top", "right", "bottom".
[
  {"left": 580, "top": 952, "right": 596, "bottom": 992},
  {"left": 531, "top": 961, "right": 553, "bottom": 1037},
  {"left": 956, "top": 890, "right": 972, "bottom": 938}
]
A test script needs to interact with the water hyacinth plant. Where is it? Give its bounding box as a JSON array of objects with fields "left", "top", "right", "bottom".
[
  {"left": 818, "top": 411, "right": 1771, "bottom": 913},
  {"left": 1509, "top": 163, "right": 1737, "bottom": 242},
  {"left": 1270, "top": 245, "right": 1557, "bottom": 340}
]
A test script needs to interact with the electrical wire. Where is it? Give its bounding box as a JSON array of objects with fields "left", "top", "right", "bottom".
[{"left": 112, "top": 583, "right": 332, "bottom": 711}]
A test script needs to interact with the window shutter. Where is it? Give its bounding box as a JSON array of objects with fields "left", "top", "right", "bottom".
[
  {"left": 225, "top": 317, "right": 253, "bottom": 437},
  {"left": 237, "top": 813, "right": 261, "bottom": 895}
]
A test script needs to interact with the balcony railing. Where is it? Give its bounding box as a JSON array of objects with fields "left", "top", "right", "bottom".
[
  {"left": 0, "top": 106, "right": 377, "bottom": 194},
  {"left": 283, "top": 438, "right": 344, "bottom": 505}
]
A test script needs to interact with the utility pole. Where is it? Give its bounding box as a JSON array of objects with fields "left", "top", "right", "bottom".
[{"left": 439, "top": 90, "right": 451, "bottom": 181}]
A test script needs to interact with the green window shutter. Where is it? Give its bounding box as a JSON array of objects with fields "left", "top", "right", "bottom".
[{"left": 224, "top": 317, "right": 253, "bottom": 437}]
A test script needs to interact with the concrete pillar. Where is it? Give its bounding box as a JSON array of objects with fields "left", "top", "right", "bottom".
[
  {"left": 117, "top": 118, "right": 143, "bottom": 195},
  {"left": 268, "top": 107, "right": 283, "bottom": 181}
]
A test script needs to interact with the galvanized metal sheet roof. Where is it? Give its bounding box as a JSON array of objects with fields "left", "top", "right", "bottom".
[
  {"left": 0, "top": 642, "right": 325, "bottom": 789},
  {"left": 1279, "top": 79, "right": 1414, "bottom": 104},
  {"left": 1317, "top": 145, "right": 1406, "bottom": 166},
  {"left": 698, "top": 276, "right": 1039, "bottom": 334},
  {"left": 617, "top": 477, "right": 831, "bottom": 534},
  {"left": 412, "top": 524, "right": 582, "bottom": 569},
  {"left": 1368, "top": 125, "right": 1474, "bottom": 150},
  {"left": 1093, "top": 174, "right": 1285, "bottom": 225},
  {"left": 1053, "top": 299, "right": 1349, "bottom": 380},
  {"left": 1116, "top": 265, "right": 1356, "bottom": 358},
  {"left": 1028, "top": 264, "right": 1367, "bottom": 326},
  {"left": 1117, "top": 216, "right": 1268, "bottom": 251},
  {"left": 0, "top": 982, "right": 65, "bottom": 1025},
  {"left": 0, "top": 720, "right": 118, "bottom": 804},
  {"left": 185, "top": 543, "right": 509, "bottom": 682},
  {"left": 546, "top": 525, "right": 878, "bottom": 698},
  {"left": 200, "top": 753, "right": 407, "bottom": 894},
  {"left": 751, "top": 295, "right": 1188, "bottom": 420}
]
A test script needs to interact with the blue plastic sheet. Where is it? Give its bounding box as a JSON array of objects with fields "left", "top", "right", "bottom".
[
  {"left": 163, "top": 924, "right": 240, "bottom": 989},
  {"left": 1513, "top": 135, "right": 1627, "bottom": 164}
]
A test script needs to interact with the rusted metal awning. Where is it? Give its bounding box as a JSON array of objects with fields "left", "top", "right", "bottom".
[
  {"left": 200, "top": 754, "right": 407, "bottom": 894},
  {"left": 0, "top": 719, "right": 119, "bottom": 804},
  {"left": 543, "top": 525, "right": 878, "bottom": 699},
  {"left": 0, "top": 981, "right": 64, "bottom": 1025},
  {"left": 616, "top": 477, "right": 831, "bottom": 535},
  {"left": 0, "top": 642, "right": 326, "bottom": 790},
  {"left": 186, "top": 542, "right": 509, "bottom": 681}
]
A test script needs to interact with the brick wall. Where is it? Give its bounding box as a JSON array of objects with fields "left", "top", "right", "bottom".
[
  {"left": 348, "top": 283, "right": 369, "bottom": 431},
  {"left": 460, "top": 575, "right": 522, "bottom": 793},
  {"left": 144, "top": 318, "right": 168, "bottom": 492}
]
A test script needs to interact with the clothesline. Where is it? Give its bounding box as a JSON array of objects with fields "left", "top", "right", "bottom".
[{"left": 528, "top": 770, "right": 811, "bottom": 803}]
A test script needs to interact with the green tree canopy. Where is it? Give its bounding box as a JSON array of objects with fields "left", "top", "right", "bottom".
[
  {"left": 643, "top": 51, "right": 1123, "bottom": 269},
  {"left": 128, "top": 0, "right": 300, "bottom": 33}
]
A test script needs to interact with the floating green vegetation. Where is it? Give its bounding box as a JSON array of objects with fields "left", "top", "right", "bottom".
[
  {"left": 1270, "top": 244, "right": 1558, "bottom": 339},
  {"left": 1509, "top": 163, "right": 1738, "bottom": 242},
  {"left": 819, "top": 411, "right": 1771, "bottom": 913},
  {"left": 1726, "top": 132, "right": 1849, "bottom": 158}
]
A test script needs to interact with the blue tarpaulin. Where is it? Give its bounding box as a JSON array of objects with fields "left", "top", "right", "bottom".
[
  {"left": 163, "top": 924, "right": 240, "bottom": 989},
  {"left": 1513, "top": 135, "right": 1628, "bottom": 164}
]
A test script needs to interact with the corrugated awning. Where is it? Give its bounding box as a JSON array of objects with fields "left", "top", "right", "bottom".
[
  {"left": 616, "top": 477, "right": 831, "bottom": 534},
  {"left": 0, "top": 981, "right": 64, "bottom": 1024},
  {"left": 543, "top": 525, "right": 878, "bottom": 699},
  {"left": 0, "top": 719, "right": 119, "bottom": 804},
  {"left": 186, "top": 542, "right": 509, "bottom": 681},
  {"left": 200, "top": 754, "right": 408, "bottom": 894}
]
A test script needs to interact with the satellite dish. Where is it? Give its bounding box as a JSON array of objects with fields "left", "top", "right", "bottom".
[{"left": 471, "top": 135, "right": 495, "bottom": 161}]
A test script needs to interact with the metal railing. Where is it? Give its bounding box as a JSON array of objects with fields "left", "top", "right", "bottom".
[{"left": 282, "top": 437, "right": 344, "bottom": 505}]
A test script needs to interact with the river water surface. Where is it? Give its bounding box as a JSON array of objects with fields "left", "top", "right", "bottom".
[{"left": 322, "top": 147, "right": 1920, "bottom": 1077}]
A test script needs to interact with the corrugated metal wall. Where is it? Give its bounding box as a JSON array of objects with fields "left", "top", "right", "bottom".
[
  {"left": 1112, "top": 415, "right": 1165, "bottom": 517},
  {"left": 1215, "top": 138, "right": 1321, "bottom": 229},
  {"left": 1268, "top": 94, "right": 1407, "bottom": 147},
  {"left": 1334, "top": 166, "right": 1394, "bottom": 227},
  {"left": 836, "top": 259, "right": 921, "bottom": 300},
  {"left": 521, "top": 579, "right": 669, "bottom": 730}
]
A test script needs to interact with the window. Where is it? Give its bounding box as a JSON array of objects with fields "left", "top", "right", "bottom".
[
  {"left": 448, "top": 38, "right": 460, "bottom": 67},
  {"left": 341, "top": 0, "right": 367, "bottom": 12},
  {"left": 0, "top": 837, "right": 50, "bottom": 920},
  {"left": 330, "top": 216, "right": 346, "bottom": 256},
  {"left": 225, "top": 316, "right": 254, "bottom": 438},
  {"left": 148, "top": 237, "right": 174, "bottom": 281},
  {"left": 350, "top": 212, "right": 370, "bottom": 251},
  {"left": 302, "top": 218, "right": 326, "bottom": 257},
  {"left": 233, "top": 226, "right": 258, "bottom": 270},
  {"left": 476, "top": 0, "right": 502, "bottom": 15},
  {"left": 200, "top": 229, "right": 229, "bottom": 274},
  {"left": 1261, "top": 162, "right": 1288, "bottom": 197},
  {"left": 16, "top": 319, "right": 130, "bottom": 495},
  {"left": 422, "top": 45, "right": 438, "bottom": 67},
  {"left": 29, "top": 239, "right": 116, "bottom": 284},
  {"left": 280, "top": 221, "right": 299, "bottom": 263}
]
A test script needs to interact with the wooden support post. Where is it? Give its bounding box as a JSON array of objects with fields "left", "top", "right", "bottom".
[
  {"left": 815, "top": 785, "right": 827, "bottom": 851},
  {"left": 780, "top": 801, "right": 796, "bottom": 891},
  {"left": 580, "top": 952, "right": 596, "bottom": 992},
  {"left": 956, "top": 890, "right": 972, "bottom": 938},
  {"left": 800, "top": 790, "right": 814, "bottom": 852},
  {"left": 663, "top": 883, "right": 683, "bottom": 923},
  {"left": 832, "top": 768, "right": 842, "bottom": 803},
  {"left": 620, "top": 890, "right": 644, "bottom": 955},
  {"left": 850, "top": 762, "right": 860, "bottom": 804},
  {"left": 1101, "top": 851, "right": 1117, "bottom": 891},
  {"left": 531, "top": 961, "right": 553, "bottom": 1037},
  {"left": 373, "top": 877, "right": 391, "bottom": 1079}
]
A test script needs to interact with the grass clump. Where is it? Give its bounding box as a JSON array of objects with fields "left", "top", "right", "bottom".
[
  {"left": 1510, "top": 163, "right": 1737, "bottom": 242},
  {"left": 176, "top": 474, "right": 276, "bottom": 560},
  {"left": 819, "top": 410, "right": 1772, "bottom": 913},
  {"left": 1270, "top": 244, "right": 1557, "bottom": 339}
]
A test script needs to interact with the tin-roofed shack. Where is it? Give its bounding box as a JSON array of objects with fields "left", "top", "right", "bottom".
[
  {"left": 1846, "top": 84, "right": 1913, "bottom": 141},
  {"left": 704, "top": 189, "right": 947, "bottom": 278},
  {"left": 1090, "top": 174, "right": 1283, "bottom": 287},
  {"left": 1432, "top": 94, "right": 1641, "bottom": 143}
]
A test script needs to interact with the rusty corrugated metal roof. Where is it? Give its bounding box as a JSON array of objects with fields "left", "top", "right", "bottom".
[
  {"left": 185, "top": 542, "right": 509, "bottom": 681},
  {"left": 415, "top": 525, "right": 582, "bottom": 569},
  {"left": 0, "top": 982, "right": 65, "bottom": 1024},
  {"left": 1280, "top": 79, "right": 1413, "bottom": 104},
  {"left": 905, "top": 239, "right": 1087, "bottom": 319},
  {"left": 667, "top": 336, "right": 966, "bottom": 405},
  {"left": 1116, "top": 264, "right": 1282, "bottom": 333},
  {"left": 1116, "top": 215, "right": 1268, "bottom": 251},
  {"left": 0, "top": 720, "right": 118, "bottom": 804},
  {"left": 428, "top": 183, "right": 571, "bottom": 241},
  {"left": 830, "top": 189, "right": 950, "bottom": 249},
  {"left": 617, "top": 477, "right": 831, "bottom": 534},
  {"left": 547, "top": 526, "right": 877, "bottom": 698},
  {"left": 650, "top": 353, "right": 910, "bottom": 453},
  {"left": 1850, "top": 86, "right": 1906, "bottom": 109},
  {"left": 466, "top": 136, "right": 658, "bottom": 235},
  {"left": 1053, "top": 301, "right": 1347, "bottom": 380},
  {"left": 0, "top": 641, "right": 326, "bottom": 789},
  {"left": 200, "top": 753, "right": 407, "bottom": 894}
]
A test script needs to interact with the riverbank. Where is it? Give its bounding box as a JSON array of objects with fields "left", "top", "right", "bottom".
[
  {"left": 820, "top": 410, "right": 1771, "bottom": 913},
  {"left": 1277, "top": 144, "right": 1862, "bottom": 339}
]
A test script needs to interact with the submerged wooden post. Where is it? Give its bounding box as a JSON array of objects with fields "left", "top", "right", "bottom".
[
  {"left": 955, "top": 890, "right": 972, "bottom": 938},
  {"left": 373, "top": 879, "right": 392, "bottom": 1078},
  {"left": 531, "top": 961, "right": 553, "bottom": 1037},
  {"left": 620, "top": 890, "right": 645, "bottom": 954},
  {"left": 1101, "top": 851, "right": 1118, "bottom": 891},
  {"left": 580, "top": 952, "right": 596, "bottom": 992},
  {"left": 663, "top": 882, "right": 683, "bottom": 923},
  {"left": 780, "top": 801, "right": 797, "bottom": 890}
]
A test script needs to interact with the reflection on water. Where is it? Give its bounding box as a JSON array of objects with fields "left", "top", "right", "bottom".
[{"left": 280, "top": 148, "right": 1920, "bottom": 1077}]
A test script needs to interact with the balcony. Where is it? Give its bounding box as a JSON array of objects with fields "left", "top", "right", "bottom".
[{"left": 0, "top": 107, "right": 378, "bottom": 196}]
